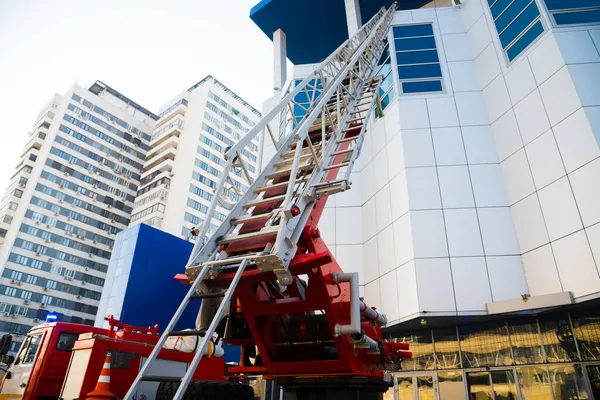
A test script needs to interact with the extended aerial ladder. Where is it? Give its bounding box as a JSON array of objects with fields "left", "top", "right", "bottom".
[{"left": 125, "top": 3, "right": 410, "bottom": 399}]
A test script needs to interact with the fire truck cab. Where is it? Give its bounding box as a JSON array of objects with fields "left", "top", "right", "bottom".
[{"left": 0, "top": 321, "right": 106, "bottom": 400}]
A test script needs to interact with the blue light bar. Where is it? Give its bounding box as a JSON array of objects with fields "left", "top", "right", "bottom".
[{"left": 45, "top": 313, "right": 58, "bottom": 322}]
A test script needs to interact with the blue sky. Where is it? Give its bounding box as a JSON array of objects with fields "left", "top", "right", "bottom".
[{"left": 0, "top": 0, "right": 275, "bottom": 189}]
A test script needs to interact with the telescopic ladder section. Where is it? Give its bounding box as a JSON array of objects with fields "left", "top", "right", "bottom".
[
  {"left": 124, "top": 3, "right": 397, "bottom": 399},
  {"left": 186, "top": 2, "right": 397, "bottom": 285}
]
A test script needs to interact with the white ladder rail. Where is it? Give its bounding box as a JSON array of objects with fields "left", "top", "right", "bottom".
[{"left": 275, "top": 78, "right": 383, "bottom": 256}]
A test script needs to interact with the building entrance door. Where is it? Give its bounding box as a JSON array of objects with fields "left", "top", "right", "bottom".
[
  {"left": 396, "top": 373, "right": 438, "bottom": 400},
  {"left": 466, "top": 370, "right": 518, "bottom": 400}
]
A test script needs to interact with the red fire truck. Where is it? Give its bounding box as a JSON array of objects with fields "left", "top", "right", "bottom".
[{"left": 0, "top": 316, "right": 252, "bottom": 400}]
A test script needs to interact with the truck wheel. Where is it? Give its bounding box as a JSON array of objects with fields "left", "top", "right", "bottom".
[
  {"left": 156, "top": 380, "right": 254, "bottom": 400},
  {"left": 156, "top": 381, "right": 178, "bottom": 400}
]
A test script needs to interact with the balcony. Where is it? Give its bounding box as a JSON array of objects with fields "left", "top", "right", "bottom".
[
  {"left": 140, "top": 160, "right": 174, "bottom": 184},
  {"left": 150, "top": 117, "right": 184, "bottom": 146},
  {"left": 143, "top": 147, "right": 177, "bottom": 172},
  {"left": 20, "top": 132, "right": 46, "bottom": 158},
  {"left": 150, "top": 135, "right": 179, "bottom": 157},
  {"left": 154, "top": 106, "right": 186, "bottom": 130}
]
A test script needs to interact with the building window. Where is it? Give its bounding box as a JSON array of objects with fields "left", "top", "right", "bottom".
[
  {"left": 543, "top": 0, "right": 600, "bottom": 25},
  {"left": 375, "top": 42, "right": 394, "bottom": 114},
  {"left": 184, "top": 212, "right": 201, "bottom": 225},
  {"left": 393, "top": 24, "right": 443, "bottom": 94},
  {"left": 292, "top": 79, "right": 323, "bottom": 124},
  {"left": 487, "top": 0, "right": 545, "bottom": 62}
]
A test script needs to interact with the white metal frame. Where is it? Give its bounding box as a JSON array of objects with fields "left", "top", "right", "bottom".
[{"left": 184, "top": 2, "right": 398, "bottom": 285}]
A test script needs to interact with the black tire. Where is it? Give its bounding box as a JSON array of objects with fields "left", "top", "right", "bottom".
[
  {"left": 156, "top": 380, "right": 255, "bottom": 400},
  {"left": 156, "top": 382, "right": 178, "bottom": 400}
]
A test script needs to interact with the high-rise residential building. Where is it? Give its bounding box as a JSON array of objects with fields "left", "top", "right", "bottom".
[
  {"left": 252, "top": 0, "right": 600, "bottom": 397},
  {"left": 129, "top": 75, "right": 261, "bottom": 240},
  {"left": 0, "top": 81, "right": 156, "bottom": 352}
]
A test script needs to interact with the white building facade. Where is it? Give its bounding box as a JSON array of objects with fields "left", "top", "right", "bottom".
[
  {"left": 253, "top": 0, "right": 600, "bottom": 397},
  {"left": 0, "top": 82, "right": 155, "bottom": 352},
  {"left": 129, "top": 76, "right": 261, "bottom": 241}
]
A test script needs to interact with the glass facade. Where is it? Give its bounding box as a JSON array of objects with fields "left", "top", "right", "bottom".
[
  {"left": 487, "top": 0, "right": 545, "bottom": 62},
  {"left": 392, "top": 24, "right": 443, "bottom": 94},
  {"left": 388, "top": 310, "right": 600, "bottom": 399},
  {"left": 543, "top": 0, "right": 600, "bottom": 25}
]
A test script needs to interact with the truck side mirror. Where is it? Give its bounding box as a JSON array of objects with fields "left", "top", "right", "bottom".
[{"left": 0, "top": 334, "right": 12, "bottom": 356}]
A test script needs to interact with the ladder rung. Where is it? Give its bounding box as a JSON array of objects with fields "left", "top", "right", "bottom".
[
  {"left": 231, "top": 210, "right": 278, "bottom": 225},
  {"left": 352, "top": 108, "right": 369, "bottom": 115},
  {"left": 343, "top": 125, "right": 362, "bottom": 133},
  {"left": 255, "top": 179, "right": 303, "bottom": 193},
  {"left": 243, "top": 194, "right": 286, "bottom": 209},
  {"left": 274, "top": 153, "right": 314, "bottom": 168},
  {"left": 324, "top": 162, "right": 350, "bottom": 171},
  {"left": 337, "top": 136, "right": 358, "bottom": 144},
  {"left": 217, "top": 226, "right": 279, "bottom": 245},
  {"left": 348, "top": 117, "right": 366, "bottom": 123},
  {"left": 168, "top": 330, "right": 207, "bottom": 337},
  {"left": 265, "top": 164, "right": 314, "bottom": 180},
  {"left": 281, "top": 146, "right": 313, "bottom": 160},
  {"left": 331, "top": 148, "right": 354, "bottom": 156},
  {"left": 141, "top": 376, "right": 181, "bottom": 382},
  {"left": 189, "top": 292, "right": 226, "bottom": 300}
]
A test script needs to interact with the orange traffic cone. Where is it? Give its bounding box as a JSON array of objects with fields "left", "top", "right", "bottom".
[{"left": 86, "top": 352, "right": 116, "bottom": 400}]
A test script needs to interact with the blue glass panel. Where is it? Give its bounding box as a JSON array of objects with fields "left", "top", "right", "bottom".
[
  {"left": 499, "top": 2, "right": 540, "bottom": 47},
  {"left": 293, "top": 105, "right": 307, "bottom": 121},
  {"left": 491, "top": 0, "right": 518, "bottom": 19},
  {"left": 554, "top": 9, "right": 600, "bottom": 24},
  {"left": 544, "top": 0, "right": 600, "bottom": 10},
  {"left": 402, "top": 80, "right": 443, "bottom": 93},
  {"left": 398, "top": 64, "right": 442, "bottom": 80},
  {"left": 379, "top": 71, "right": 393, "bottom": 94},
  {"left": 294, "top": 91, "right": 311, "bottom": 103},
  {"left": 396, "top": 50, "right": 440, "bottom": 65},
  {"left": 381, "top": 89, "right": 394, "bottom": 109},
  {"left": 395, "top": 37, "right": 437, "bottom": 51},
  {"left": 378, "top": 63, "right": 392, "bottom": 78},
  {"left": 496, "top": 0, "right": 538, "bottom": 33},
  {"left": 393, "top": 24, "right": 434, "bottom": 38},
  {"left": 506, "top": 20, "right": 544, "bottom": 61}
]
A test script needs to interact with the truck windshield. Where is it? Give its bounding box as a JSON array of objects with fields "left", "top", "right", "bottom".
[{"left": 14, "top": 334, "right": 42, "bottom": 365}]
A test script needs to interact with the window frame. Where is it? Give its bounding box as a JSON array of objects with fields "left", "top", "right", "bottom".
[
  {"left": 539, "top": 0, "right": 600, "bottom": 27},
  {"left": 485, "top": 0, "right": 548, "bottom": 65},
  {"left": 390, "top": 22, "right": 446, "bottom": 97},
  {"left": 56, "top": 332, "right": 79, "bottom": 352},
  {"left": 14, "top": 333, "right": 43, "bottom": 365}
]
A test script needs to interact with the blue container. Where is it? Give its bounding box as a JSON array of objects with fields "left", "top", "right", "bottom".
[{"left": 95, "top": 224, "right": 240, "bottom": 362}]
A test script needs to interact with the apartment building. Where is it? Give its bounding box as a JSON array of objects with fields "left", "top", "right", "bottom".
[
  {"left": 0, "top": 81, "right": 156, "bottom": 352},
  {"left": 129, "top": 75, "right": 261, "bottom": 240}
]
